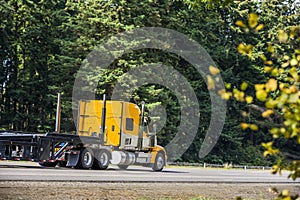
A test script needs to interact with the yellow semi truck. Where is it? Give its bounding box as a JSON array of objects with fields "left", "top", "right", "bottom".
[{"left": 0, "top": 96, "right": 167, "bottom": 171}]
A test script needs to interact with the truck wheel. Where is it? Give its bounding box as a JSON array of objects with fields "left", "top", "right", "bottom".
[
  {"left": 152, "top": 152, "right": 165, "bottom": 172},
  {"left": 76, "top": 148, "right": 94, "bottom": 169},
  {"left": 93, "top": 150, "right": 110, "bottom": 170},
  {"left": 118, "top": 165, "right": 129, "bottom": 170}
]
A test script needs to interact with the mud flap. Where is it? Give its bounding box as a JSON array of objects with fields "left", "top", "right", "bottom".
[
  {"left": 38, "top": 139, "right": 51, "bottom": 161},
  {"left": 66, "top": 153, "right": 80, "bottom": 167}
]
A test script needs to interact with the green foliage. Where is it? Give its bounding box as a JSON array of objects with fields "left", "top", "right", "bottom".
[
  {"left": 0, "top": 0, "right": 66, "bottom": 131},
  {"left": 183, "top": 0, "right": 233, "bottom": 9},
  {"left": 222, "top": 9, "right": 299, "bottom": 199}
]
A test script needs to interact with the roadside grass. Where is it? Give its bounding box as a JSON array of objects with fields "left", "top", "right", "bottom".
[{"left": 165, "top": 164, "right": 271, "bottom": 171}]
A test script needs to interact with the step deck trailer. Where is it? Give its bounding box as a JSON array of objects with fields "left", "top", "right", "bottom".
[{"left": 0, "top": 131, "right": 103, "bottom": 168}]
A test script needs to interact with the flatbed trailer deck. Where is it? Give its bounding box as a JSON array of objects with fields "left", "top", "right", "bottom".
[{"left": 0, "top": 131, "right": 102, "bottom": 166}]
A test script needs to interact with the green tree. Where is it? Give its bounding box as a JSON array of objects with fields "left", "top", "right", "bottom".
[{"left": 0, "top": 0, "right": 66, "bottom": 131}]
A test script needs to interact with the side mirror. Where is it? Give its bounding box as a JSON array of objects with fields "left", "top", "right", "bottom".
[{"left": 143, "top": 116, "right": 150, "bottom": 126}]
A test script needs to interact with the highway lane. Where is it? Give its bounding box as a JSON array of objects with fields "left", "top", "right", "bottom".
[{"left": 0, "top": 161, "right": 299, "bottom": 183}]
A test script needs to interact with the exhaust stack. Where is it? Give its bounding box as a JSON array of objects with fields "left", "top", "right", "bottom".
[
  {"left": 137, "top": 101, "right": 145, "bottom": 150},
  {"left": 101, "top": 94, "right": 107, "bottom": 140},
  {"left": 55, "top": 93, "right": 61, "bottom": 133}
]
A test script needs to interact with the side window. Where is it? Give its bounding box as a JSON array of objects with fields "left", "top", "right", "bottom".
[{"left": 126, "top": 118, "right": 134, "bottom": 131}]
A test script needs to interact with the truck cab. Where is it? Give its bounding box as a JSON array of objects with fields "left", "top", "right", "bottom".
[{"left": 75, "top": 99, "right": 166, "bottom": 171}]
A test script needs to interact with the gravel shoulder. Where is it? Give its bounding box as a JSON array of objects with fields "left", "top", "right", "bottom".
[{"left": 0, "top": 181, "right": 299, "bottom": 200}]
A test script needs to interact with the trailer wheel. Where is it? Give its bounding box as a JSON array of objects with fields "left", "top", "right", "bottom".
[
  {"left": 118, "top": 165, "right": 129, "bottom": 170},
  {"left": 152, "top": 151, "right": 165, "bottom": 172},
  {"left": 93, "top": 150, "right": 110, "bottom": 170},
  {"left": 76, "top": 148, "right": 94, "bottom": 169}
]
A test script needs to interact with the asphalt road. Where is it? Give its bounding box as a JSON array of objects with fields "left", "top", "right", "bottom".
[{"left": 0, "top": 161, "right": 299, "bottom": 183}]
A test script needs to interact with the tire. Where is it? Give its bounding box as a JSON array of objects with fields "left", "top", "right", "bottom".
[
  {"left": 152, "top": 151, "right": 165, "bottom": 172},
  {"left": 39, "top": 161, "right": 57, "bottom": 167},
  {"left": 118, "top": 165, "right": 129, "bottom": 170},
  {"left": 76, "top": 148, "right": 94, "bottom": 169},
  {"left": 93, "top": 150, "right": 110, "bottom": 170}
]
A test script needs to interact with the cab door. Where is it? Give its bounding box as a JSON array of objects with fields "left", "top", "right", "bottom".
[{"left": 104, "top": 101, "right": 122, "bottom": 146}]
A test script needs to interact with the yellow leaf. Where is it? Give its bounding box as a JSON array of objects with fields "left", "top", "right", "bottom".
[
  {"left": 283, "top": 55, "right": 290, "bottom": 60},
  {"left": 278, "top": 93, "right": 289, "bottom": 106},
  {"left": 260, "top": 54, "right": 267, "bottom": 61},
  {"left": 290, "top": 67, "right": 299, "bottom": 81},
  {"left": 271, "top": 68, "right": 279, "bottom": 77},
  {"left": 255, "top": 84, "right": 265, "bottom": 90},
  {"left": 288, "top": 93, "right": 299, "bottom": 103},
  {"left": 240, "top": 123, "right": 249, "bottom": 130},
  {"left": 271, "top": 164, "right": 279, "bottom": 173},
  {"left": 225, "top": 83, "right": 231, "bottom": 89},
  {"left": 279, "top": 68, "right": 284, "bottom": 74},
  {"left": 264, "top": 66, "right": 273, "bottom": 73},
  {"left": 218, "top": 89, "right": 225, "bottom": 95},
  {"left": 279, "top": 83, "right": 287, "bottom": 90},
  {"left": 238, "top": 43, "right": 253, "bottom": 55},
  {"left": 263, "top": 151, "right": 270, "bottom": 157},
  {"left": 290, "top": 58, "right": 298, "bottom": 66},
  {"left": 265, "top": 78, "right": 277, "bottom": 92},
  {"left": 255, "top": 24, "right": 264, "bottom": 32},
  {"left": 262, "top": 110, "right": 273, "bottom": 118},
  {"left": 245, "top": 44, "right": 253, "bottom": 56},
  {"left": 245, "top": 96, "right": 253, "bottom": 104},
  {"left": 209, "top": 65, "right": 221, "bottom": 75},
  {"left": 218, "top": 89, "right": 232, "bottom": 100},
  {"left": 270, "top": 128, "right": 279, "bottom": 136},
  {"left": 207, "top": 75, "right": 215, "bottom": 90},
  {"left": 256, "top": 90, "right": 268, "bottom": 101},
  {"left": 289, "top": 85, "right": 297, "bottom": 93},
  {"left": 233, "top": 88, "right": 245, "bottom": 101},
  {"left": 281, "top": 190, "right": 290, "bottom": 197},
  {"left": 248, "top": 13, "right": 258, "bottom": 28},
  {"left": 262, "top": 142, "right": 273, "bottom": 149},
  {"left": 238, "top": 43, "right": 246, "bottom": 54},
  {"left": 264, "top": 60, "right": 273, "bottom": 65},
  {"left": 267, "top": 43, "right": 274, "bottom": 53},
  {"left": 241, "top": 111, "right": 249, "bottom": 117},
  {"left": 250, "top": 124, "right": 259, "bottom": 131},
  {"left": 281, "top": 61, "right": 289, "bottom": 68},
  {"left": 280, "top": 127, "right": 286, "bottom": 134},
  {"left": 265, "top": 99, "right": 277, "bottom": 109},
  {"left": 222, "top": 92, "right": 232, "bottom": 100},
  {"left": 224, "top": 93, "right": 232, "bottom": 100},
  {"left": 240, "top": 82, "right": 248, "bottom": 91},
  {"left": 235, "top": 20, "right": 247, "bottom": 28},
  {"left": 278, "top": 29, "right": 288, "bottom": 43}
]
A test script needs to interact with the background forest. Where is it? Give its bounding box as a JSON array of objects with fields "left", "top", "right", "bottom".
[{"left": 0, "top": 0, "right": 299, "bottom": 165}]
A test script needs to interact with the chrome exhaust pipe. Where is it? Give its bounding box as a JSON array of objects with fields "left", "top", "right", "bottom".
[{"left": 55, "top": 93, "right": 61, "bottom": 133}]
